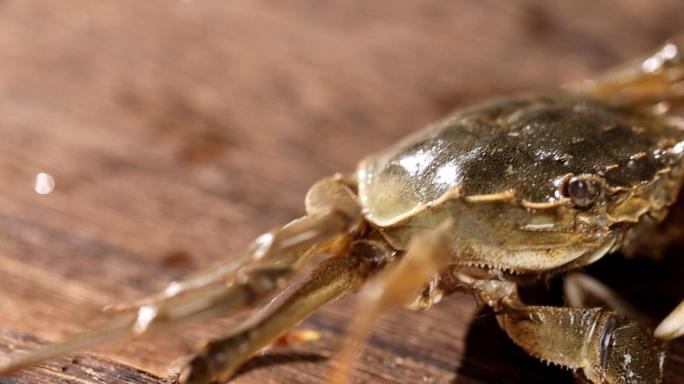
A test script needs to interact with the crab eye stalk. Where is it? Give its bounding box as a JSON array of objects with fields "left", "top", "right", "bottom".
[{"left": 562, "top": 174, "right": 604, "bottom": 208}]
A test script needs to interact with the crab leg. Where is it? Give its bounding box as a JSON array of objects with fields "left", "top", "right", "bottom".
[
  {"left": 655, "top": 300, "right": 684, "bottom": 340},
  {"left": 104, "top": 253, "right": 264, "bottom": 313},
  {"left": 575, "top": 36, "right": 684, "bottom": 107},
  {"left": 105, "top": 175, "right": 362, "bottom": 316},
  {"left": 0, "top": 207, "right": 357, "bottom": 375},
  {"left": 328, "top": 222, "right": 453, "bottom": 384},
  {"left": 177, "top": 249, "right": 375, "bottom": 384},
  {"left": 564, "top": 272, "right": 651, "bottom": 323}
]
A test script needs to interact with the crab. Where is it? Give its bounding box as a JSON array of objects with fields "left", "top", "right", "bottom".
[{"left": 2, "top": 37, "right": 684, "bottom": 384}]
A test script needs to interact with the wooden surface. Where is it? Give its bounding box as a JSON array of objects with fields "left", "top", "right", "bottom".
[{"left": 1, "top": 1, "right": 684, "bottom": 383}]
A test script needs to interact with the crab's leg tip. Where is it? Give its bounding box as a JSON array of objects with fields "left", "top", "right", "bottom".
[
  {"left": 655, "top": 301, "right": 684, "bottom": 340},
  {"left": 175, "top": 356, "right": 212, "bottom": 384},
  {"left": 0, "top": 356, "right": 20, "bottom": 375},
  {"left": 654, "top": 319, "right": 684, "bottom": 340}
]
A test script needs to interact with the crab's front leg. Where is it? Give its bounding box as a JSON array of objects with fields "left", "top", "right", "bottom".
[
  {"left": 178, "top": 187, "right": 453, "bottom": 384},
  {"left": 0, "top": 176, "right": 363, "bottom": 378},
  {"left": 471, "top": 279, "right": 665, "bottom": 384}
]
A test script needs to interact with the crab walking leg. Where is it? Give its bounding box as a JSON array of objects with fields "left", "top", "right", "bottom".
[
  {"left": 329, "top": 222, "right": 453, "bottom": 384},
  {"left": 564, "top": 273, "right": 650, "bottom": 323},
  {"left": 574, "top": 36, "right": 684, "bottom": 107},
  {"left": 104, "top": 252, "right": 262, "bottom": 313},
  {"left": 177, "top": 252, "right": 373, "bottom": 384},
  {"left": 0, "top": 208, "right": 357, "bottom": 375},
  {"left": 472, "top": 280, "right": 665, "bottom": 384},
  {"left": 655, "top": 300, "right": 684, "bottom": 340},
  {"left": 107, "top": 175, "right": 362, "bottom": 315}
]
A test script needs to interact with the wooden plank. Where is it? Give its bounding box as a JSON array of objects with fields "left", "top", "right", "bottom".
[
  {"left": 0, "top": 330, "right": 164, "bottom": 384},
  {"left": 0, "top": 1, "right": 683, "bottom": 383}
]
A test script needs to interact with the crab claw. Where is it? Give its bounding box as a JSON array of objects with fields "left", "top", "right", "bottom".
[{"left": 500, "top": 307, "right": 665, "bottom": 384}]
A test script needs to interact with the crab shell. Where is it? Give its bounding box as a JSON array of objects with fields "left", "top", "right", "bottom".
[{"left": 357, "top": 94, "right": 684, "bottom": 274}]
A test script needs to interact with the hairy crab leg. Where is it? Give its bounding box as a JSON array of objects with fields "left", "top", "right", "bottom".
[
  {"left": 328, "top": 222, "right": 453, "bottom": 384},
  {"left": 0, "top": 206, "right": 358, "bottom": 376},
  {"left": 564, "top": 273, "right": 651, "bottom": 323},
  {"left": 469, "top": 279, "right": 665, "bottom": 384},
  {"left": 574, "top": 36, "right": 684, "bottom": 108}
]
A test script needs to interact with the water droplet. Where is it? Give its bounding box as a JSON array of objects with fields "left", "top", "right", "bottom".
[{"left": 34, "top": 172, "right": 55, "bottom": 195}]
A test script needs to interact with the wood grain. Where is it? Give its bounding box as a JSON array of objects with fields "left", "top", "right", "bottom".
[{"left": 0, "top": 1, "right": 683, "bottom": 383}]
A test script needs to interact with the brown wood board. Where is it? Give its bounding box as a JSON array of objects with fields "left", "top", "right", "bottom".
[{"left": 0, "top": 1, "right": 683, "bottom": 383}]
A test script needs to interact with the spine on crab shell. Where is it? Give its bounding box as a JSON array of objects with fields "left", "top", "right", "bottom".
[{"left": 498, "top": 306, "right": 665, "bottom": 384}]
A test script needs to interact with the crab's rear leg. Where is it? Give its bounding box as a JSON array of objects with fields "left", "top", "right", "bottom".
[
  {"left": 575, "top": 35, "right": 684, "bottom": 108},
  {"left": 0, "top": 176, "right": 362, "bottom": 376},
  {"left": 472, "top": 280, "right": 665, "bottom": 384}
]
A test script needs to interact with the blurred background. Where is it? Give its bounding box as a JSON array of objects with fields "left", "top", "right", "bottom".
[{"left": 0, "top": 1, "right": 683, "bottom": 383}]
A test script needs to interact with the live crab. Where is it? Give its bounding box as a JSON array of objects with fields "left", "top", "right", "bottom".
[{"left": 2, "top": 37, "right": 684, "bottom": 384}]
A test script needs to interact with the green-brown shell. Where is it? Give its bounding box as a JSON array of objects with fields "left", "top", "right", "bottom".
[
  {"left": 358, "top": 94, "right": 684, "bottom": 226},
  {"left": 356, "top": 94, "right": 684, "bottom": 273}
]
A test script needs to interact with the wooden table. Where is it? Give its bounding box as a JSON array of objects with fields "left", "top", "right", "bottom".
[{"left": 1, "top": 1, "right": 683, "bottom": 383}]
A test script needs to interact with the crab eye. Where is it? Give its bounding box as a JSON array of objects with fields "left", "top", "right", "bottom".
[{"left": 562, "top": 174, "right": 604, "bottom": 208}]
